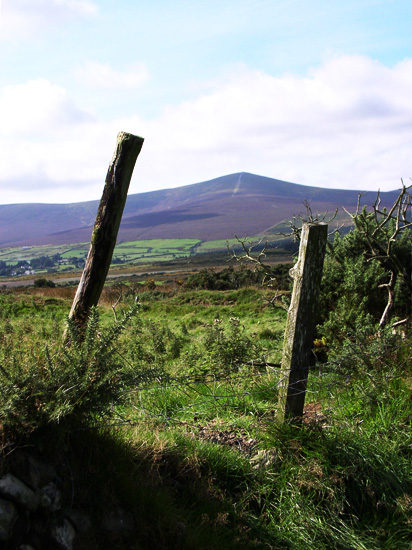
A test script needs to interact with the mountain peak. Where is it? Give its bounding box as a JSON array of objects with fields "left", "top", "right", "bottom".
[{"left": 0, "top": 173, "right": 399, "bottom": 247}]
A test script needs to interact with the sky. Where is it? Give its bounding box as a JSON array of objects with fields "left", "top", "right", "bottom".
[{"left": 0, "top": 0, "right": 411, "bottom": 204}]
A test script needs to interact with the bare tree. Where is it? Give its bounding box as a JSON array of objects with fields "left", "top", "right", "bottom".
[
  {"left": 227, "top": 202, "right": 338, "bottom": 310},
  {"left": 227, "top": 236, "right": 290, "bottom": 310}
]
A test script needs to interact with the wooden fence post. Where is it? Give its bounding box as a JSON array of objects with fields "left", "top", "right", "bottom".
[
  {"left": 68, "top": 131, "right": 144, "bottom": 335},
  {"left": 277, "top": 222, "right": 328, "bottom": 424}
]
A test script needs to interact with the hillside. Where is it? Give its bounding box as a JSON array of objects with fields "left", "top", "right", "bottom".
[{"left": 0, "top": 172, "right": 401, "bottom": 247}]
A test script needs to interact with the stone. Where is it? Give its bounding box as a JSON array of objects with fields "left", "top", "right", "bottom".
[
  {"left": 50, "top": 518, "right": 76, "bottom": 550},
  {"left": 0, "top": 498, "right": 18, "bottom": 541},
  {"left": 39, "top": 482, "right": 62, "bottom": 512},
  {"left": 250, "top": 449, "right": 276, "bottom": 470},
  {"left": 0, "top": 474, "right": 39, "bottom": 512}
]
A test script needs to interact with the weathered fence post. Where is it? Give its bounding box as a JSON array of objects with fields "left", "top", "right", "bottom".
[
  {"left": 68, "top": 131, "right": 144, "bottom": 336},
  {"left": 277, "top": 222, "right": 328, "bottom": 424}
]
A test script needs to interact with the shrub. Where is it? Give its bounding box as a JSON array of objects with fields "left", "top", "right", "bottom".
[
  {"left": 185, "top": 264, "right": 293, "bottom": 291},
  {"left": 186, "top": 266, "right": 259, "bottom": 290},
  {"left": 182, "top": 317, "right": 261, "bottom": 377},
  {"left": 318, "top": 220, "right": 412, "bottom": 345},
  {"left": 34, "top": 278, "right": 55, "bottom": 288},
  {"left": 0, "top": 303, "right": 158, "bottom": 438}
]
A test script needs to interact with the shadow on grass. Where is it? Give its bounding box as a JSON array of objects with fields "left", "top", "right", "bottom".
[{"left": 3, "top": 424, "right": 279, "bottom": 550}]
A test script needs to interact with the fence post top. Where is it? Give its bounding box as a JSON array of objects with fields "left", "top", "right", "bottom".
[
  {"left": 302, "top": 221, "right": 328, "bottom": 227},
  {"left": 117, "top": 131, "right": 144, "bottom": 142}
]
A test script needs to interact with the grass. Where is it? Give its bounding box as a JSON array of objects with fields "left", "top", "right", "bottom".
[
  {"left": 1, "top": 282, "right": 411, "bottom": 549},
  {"left": 60, "top": 245, "right": 89, "bottom": 257},
  {"left": 196, "top": 238, "right": 244, "bottom": 253}
]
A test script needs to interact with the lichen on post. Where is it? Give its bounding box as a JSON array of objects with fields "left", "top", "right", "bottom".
[{"left": 277, "top": 222, "right": 328, "bottom": 424}]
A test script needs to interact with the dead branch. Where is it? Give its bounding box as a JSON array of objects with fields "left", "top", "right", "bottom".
[
  {"left": 281, "top": 201, "right": 338, "bottom": 242},
  {"left": 227, "top": 236, "right": 278, "bottom": 287}
]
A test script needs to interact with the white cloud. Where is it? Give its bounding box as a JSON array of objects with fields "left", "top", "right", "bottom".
[
  {"left": 74, "top": 61, "right": 150, "bottom": 90},
  {"left": 0, "top": 0, "right": 97, "bottom": 41},
  {"left": 0, "top": 55, "right": 411, "bottom": 204},
  {"left": 131, "top": 55, "right": 412, "bottom": 193},
  {"left": 0, "top": 79, "right": 102, "bottom": 203},
  {"left": 0, "top": 79, "right": 94, "bottom": 137}
]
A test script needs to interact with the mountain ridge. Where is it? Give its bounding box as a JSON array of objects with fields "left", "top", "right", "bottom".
[{"left": 0, "top": 173, "right": 401, "bottom": 247}]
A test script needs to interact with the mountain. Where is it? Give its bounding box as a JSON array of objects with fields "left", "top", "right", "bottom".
[{"left": 0, "top": 173, "right": 401, "bottom": 247}]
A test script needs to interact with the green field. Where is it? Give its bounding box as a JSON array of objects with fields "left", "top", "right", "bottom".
[
  {"left": 197, "top": 235, "right": 292, "bottom": 253},
  {"left": 0, "top": 236, "right": 294, "bottom": 279},
  {"left": 0, "top": 243, "right": 82, "bottom": 263},
  {"left": 113, "top": 238, "right": 201, "bottom": 263},
  {"left": 0, "top": 239, "right": 201, "bottom": 278},
  {"left": 0, "top": 239, "right": 198, "bottom": 262},
  {"left": 59, "top": 245, "right": 89, "bottom": 258}
]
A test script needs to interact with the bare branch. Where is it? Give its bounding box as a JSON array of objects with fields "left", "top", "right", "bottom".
[
  {"left": 227, "top": 236, "right": 279, "bottom": 287},
  {"left": 283, "top": 201, "right": 338, "bottom": 241},
  {"left": 392, "top": 318, "right": 409, "bottom": 328}
]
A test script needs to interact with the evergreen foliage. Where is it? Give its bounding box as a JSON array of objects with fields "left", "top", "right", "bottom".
[{"left": 319, "top": 208, "right": 412, "bottom": 344}]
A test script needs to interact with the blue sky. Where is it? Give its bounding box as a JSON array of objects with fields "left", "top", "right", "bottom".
[{"left": 0, "top": 0, "right": 411, "bottom": 204}]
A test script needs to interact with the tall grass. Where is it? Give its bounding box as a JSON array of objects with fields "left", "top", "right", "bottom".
[{"left": 0, "top": 285, "right": 411, "bottom": 549}]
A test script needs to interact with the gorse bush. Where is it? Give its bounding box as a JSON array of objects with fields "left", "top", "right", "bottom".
[
  {"left": 319, "top": 231, "right": 385, "bottom": 341},
  {"left": 34, "top": 278, "right": 56, "bottom": 288},
  {"left": 204, "top": 317, "right": 257, "bottom": 369},
  {"left": 319, "top": 324, "right": 412, "bottom": 425},
  {"left": 186, "top": 266, "right": 260, "bottom": 290},
  {"left": 182, "top": 316, "right": 262, "bottom": 377},
  {"left": 326, "top": 324, "right": 407, "bottom": 377},
  {"left": 123, "top": 313, "right": 265, "bottom": 380},
  {"left": 185, "top": 264, "right": 293, "bottom": 291},
  {"left": 318, "top": 212, "right": 412, "bottom": 345},
  {"left": 0, "top": 303, "right": 160, "bottom": 437},
  {"left": 125, "top": 316, "right": 188, "bottom": 372}
]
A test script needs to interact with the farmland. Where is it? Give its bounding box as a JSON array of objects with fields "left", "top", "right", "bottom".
[
  {"left": 0, "top": 236, "right": 292, "bottom": 284},
  {"left": 0, "top": 239, "right": 201, "bottom": 273}
]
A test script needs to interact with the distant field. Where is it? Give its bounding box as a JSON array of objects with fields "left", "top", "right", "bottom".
[
  {"left": 197, "top": 239, "right": 236, "bottom": 253},
  {"left": 0, "top": 244, "right": 81, "bottom": 263},
  {"left": 0, "top": 239, "right": 200, "bottom": 262},
  {"left": 197, "top": 234, "right": 292, "bottom": 253},
  {"left": 0, "top": 238, "right": 202, "bottom": 279},
  {"left": 113, "top": 239, "right": 201, "bottom": 263},
  {"left": 0, "top": 236, "right": 293, "bottom": 281},
  {"left": 60, "top": 246, "right": 89, "bottom": 258}
]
